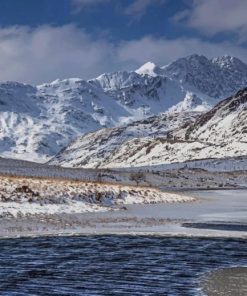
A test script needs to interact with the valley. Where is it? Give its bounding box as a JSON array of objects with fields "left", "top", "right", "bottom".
[{"left": 0, "top": 54, "right": 246, "bottom": 240}]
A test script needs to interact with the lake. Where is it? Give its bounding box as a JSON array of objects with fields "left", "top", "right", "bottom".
[{"left": 0, "top": 235, "right": 246, "bottom": 295}]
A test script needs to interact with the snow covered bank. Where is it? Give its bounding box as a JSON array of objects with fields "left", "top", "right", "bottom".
[{"left": 0, "top": 176, "right": 194, "bottom": 218}]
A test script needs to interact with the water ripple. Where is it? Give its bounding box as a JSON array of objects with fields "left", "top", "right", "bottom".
[{"left": 0, "top": 236, "right": 246, "bottom": 295}]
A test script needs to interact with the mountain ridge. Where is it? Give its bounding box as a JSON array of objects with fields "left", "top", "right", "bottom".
[{"left": 0, "top": 54, "right": 247, "bottom": 162}]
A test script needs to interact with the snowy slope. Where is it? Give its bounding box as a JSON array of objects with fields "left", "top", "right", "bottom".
[
  {"left": 50, "top": 87, "right": 247, "bottom": 168},
  {"left": 49, "top": 112, "right": 200, "bottom": 168},
  {"left": 0, "top": 54, "right": 247, "bottom": 161}
]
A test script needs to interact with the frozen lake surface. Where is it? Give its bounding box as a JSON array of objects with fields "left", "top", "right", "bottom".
[
  {"left": 128, "top": 189, "right": 247, "bottom": 222},
  {"left": 0, "top": 235, "right": 246, "bottom": 296},
  {"left": 69, "top": 189, "right": 247, "bottom": 237}
]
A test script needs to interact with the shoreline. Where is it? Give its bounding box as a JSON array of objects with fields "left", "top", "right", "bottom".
[
  {"left": 0, "top": 171, "right": 246, "bottom": 240},
  {"left": 0, "top": 189, "right": 246, "bottom": 240},
  {"left": 0, "top": 224, "right": 246, "bottom": 240},
  {"left": 0, "top": 174, "right": 197, "bottom": 239}
]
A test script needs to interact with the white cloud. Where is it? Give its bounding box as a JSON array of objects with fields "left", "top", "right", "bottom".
[
  {"left": 0, "top": 25, "right": 120, "bottom": 84},
  {"left": 118, "top": 36, "right": 247, "bottom": 66},
  {"left": 0, "top": 25, "right": 246, "bottom": 84},
  {"left": 175, "top": 0, "right": 247, "bottom": 41}
]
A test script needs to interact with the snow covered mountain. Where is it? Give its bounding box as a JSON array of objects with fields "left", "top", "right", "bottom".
[
  {"left": 0, "top": 54, "right": 247, "bottom": 162},
  {"left": 50, "top": 87, "right": 247, "bottom": 168}
]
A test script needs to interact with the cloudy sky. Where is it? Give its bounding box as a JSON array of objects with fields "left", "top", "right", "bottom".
[{"left": 0, "top": 0, "right": 247, "bottom": 84}]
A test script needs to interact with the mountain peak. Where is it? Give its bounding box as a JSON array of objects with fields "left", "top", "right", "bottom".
[{"left": 135, "top": 61, "right": 162, "bottom": 77}]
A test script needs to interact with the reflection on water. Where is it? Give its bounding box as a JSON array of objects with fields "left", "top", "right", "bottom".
[
  {"left": 201, "top": 267, "right": 247, "bottom": 296},
  {"left": 0, "top": 236, "right": 246, "bottom": 295}
]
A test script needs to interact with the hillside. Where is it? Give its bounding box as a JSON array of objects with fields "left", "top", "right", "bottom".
[{"left": 50, "top": 87, "right": 247, "bottom": 168}]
